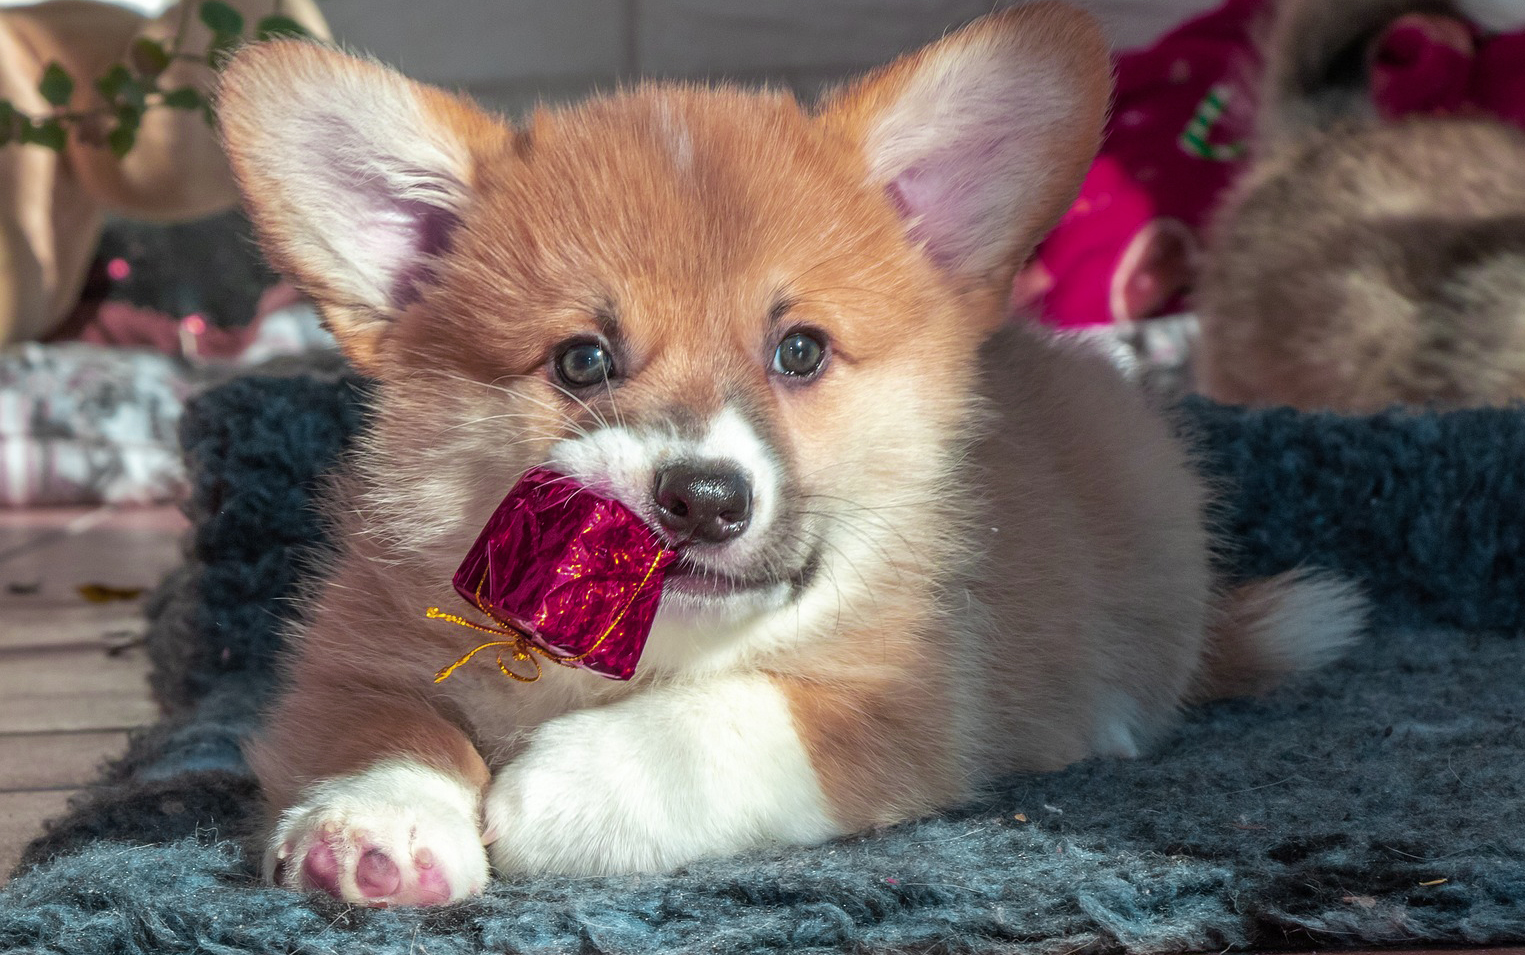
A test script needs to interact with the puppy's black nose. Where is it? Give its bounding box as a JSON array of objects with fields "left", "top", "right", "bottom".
[{"left": 653, "top": 463, "right": 752, "bottom": 544}]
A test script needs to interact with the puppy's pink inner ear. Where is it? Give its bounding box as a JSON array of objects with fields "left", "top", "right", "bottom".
[
  {"left": 302, "top": 115, "right": 470, "bottom": 311},
  {"left": 888, "top": 137, "right": 1017, "bottom": 272},
  {"left": 353, "top": 185, "right": 462, "bottom": 308},
  {"left": 884, "top": 120, "right": 1037, "bottom": 273},
  {"left": 837, "top": 5, "right": 1111, "bottom": 287}
]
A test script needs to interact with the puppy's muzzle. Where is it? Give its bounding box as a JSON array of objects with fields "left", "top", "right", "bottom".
[{"left": 653, "top": 463, "right": 752, "bottom": 544}]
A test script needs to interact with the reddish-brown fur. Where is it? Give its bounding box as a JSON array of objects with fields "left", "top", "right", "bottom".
[
  {"left": 222, "top": 5, "right": 1111, "bottom": 821},
  {"left": 217, "top": 2, "right": 1362, "bottom": 895},
  {"left": 247, "top": 673, "right": 491, "bottom": 813}
]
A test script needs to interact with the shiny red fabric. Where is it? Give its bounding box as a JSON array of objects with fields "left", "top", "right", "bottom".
[{"left": 451, "top": 468, "right": 673, "bottom": 680}]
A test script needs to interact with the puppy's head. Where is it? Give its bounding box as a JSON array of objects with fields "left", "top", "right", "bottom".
[{"left": 218, "top": 4, "right": 1107, "bottom": 632}]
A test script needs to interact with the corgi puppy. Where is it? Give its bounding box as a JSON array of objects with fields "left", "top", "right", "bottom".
[
  {"left": 217, "top": 2, "right": 1365, "bottom": 906},
  {"left": 1195, "top": 0, "right": 1525, "bottom": 412}
]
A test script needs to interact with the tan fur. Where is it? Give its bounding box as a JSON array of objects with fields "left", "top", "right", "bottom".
[
  {"left": 1196, "top": 0, "right": 1525, "bottom": 412},
  {"left": 1190, "top": 571, "right": 1360, "bottom": 702},
  {"left": 219, "top": 3, "right": 1363, "bottom": 893},
  {"left": 777, "top": 605, "right": 967, "bottom": 831}
]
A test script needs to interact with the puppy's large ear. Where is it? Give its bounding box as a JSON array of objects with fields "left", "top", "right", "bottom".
[
  {"left": 819, "top": 2, "right": 1110, "bottom": 304},
  {"left": 217, "top": 41, "right": 509, "bottom": 371}
]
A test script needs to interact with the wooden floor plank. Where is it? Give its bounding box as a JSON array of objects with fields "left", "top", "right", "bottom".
[
  {"left": 0, "top": 528, "right": 184, "bottom": 605},
  {"left": 0, "top": 505, "right": 186, "bottom": 611},
  {"left": 0, "top": 507, "right": 103, "bottom": 562},
  {"left": 0, "top": 694, "right": 158, "bottom": 735},
  {"left": 0, "top": 731, "right": 131, "bottom": 792},
  {"left": 0, "top": 506, "right": 103, "bottom": 532},
  {"left": 0, "top": 789, "right": 75, "bottom": 886},
  {"left": 0, "top": 647, "right": 153, "bottom": 700},
  {"left": 0, "top": 603, "right": 146, "bottom": 652},
  {"left": 0, "top": 646, "right": 157, "bottom": 733},
  {"left": 0, "top": 504, "right": 186, "bottom": 542},
  {"left": 0, "top": 506, "right": 176, "bottom": 885}
]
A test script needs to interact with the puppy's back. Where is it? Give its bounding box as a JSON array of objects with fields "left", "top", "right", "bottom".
[
  {"left": 964, "top": 328, "right": 1210, "bottom": 766},
  {"left": 964, "top": 328, "right": 1362, "bottom": 770}
]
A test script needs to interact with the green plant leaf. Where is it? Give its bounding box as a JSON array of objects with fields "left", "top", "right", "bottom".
[
  {"left": 198, "top": 0, "right": 245, "bottom": 35},
  {"left": 21, "top": 118, "right": 67, "bottom": 151},
  {"left": 115, "top": 105, "right": 142, "bottom": 132},
  {"left": 255, "top": 14, "right": 309, "bottom": 40},
  {"left": 121, "top": 78, "right": 148, "bottom": 111},
  {"left": 95, "top": 64, "right": 132, "bottom": 101},
  {"left": 38, "top": 63, "right": 74, "bottom": 108},
  {"left": 161, "top": 87, "right": 203, "bottom": 110},
  {"left": 107, "top": 124, "right": 137, "bottom": 157},
  {"left": 96, "top": 67, "right": 146, "bottom": 111},
  {"left": 130, "top": 38, "right": 173, "bottom": 79}
]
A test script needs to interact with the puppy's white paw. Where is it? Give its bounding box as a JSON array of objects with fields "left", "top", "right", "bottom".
[
  {"left": 265, "top": 760, "right": 488, "bottom": 905},
  {"left": 485, "top": 752, "right": 649, "bottom": 876},
  {"left": 484, "top": 677, "right": 838, "bottom": 876}
]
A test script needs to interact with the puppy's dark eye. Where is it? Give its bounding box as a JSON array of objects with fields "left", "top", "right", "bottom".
[
  {"left": 772, "top": 330, "right": 827, "bottom": 378},
  {"left": 554, "top": 340, "right": 615, "bottom": 388}
]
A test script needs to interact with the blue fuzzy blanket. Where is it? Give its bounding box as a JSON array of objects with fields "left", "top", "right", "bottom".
[{"left": 1, "top": 375, "right": 1522, "bottom": 955}]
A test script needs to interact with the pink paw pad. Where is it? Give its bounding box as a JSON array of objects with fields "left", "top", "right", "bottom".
[
  {"left": 355, "top": 847, "right": 402, "bottom": 898},
  {"left": 411, "top": 848, "right": 453, "bottom": 905},
  {"left": 299, "top": 837, "right": 342, "bottom": 896},
  {"left": 290, "top": 832, "right": 461, "bottom": 906}
]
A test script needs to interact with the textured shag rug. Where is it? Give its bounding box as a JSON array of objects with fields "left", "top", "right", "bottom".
[{"left": 1, "top": 374, "right": 1522, "bottom": 955}]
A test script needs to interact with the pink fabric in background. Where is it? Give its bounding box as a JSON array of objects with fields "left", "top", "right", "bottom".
[
  {"left": 1026, "top": 0, "right": 1525, "bottom": 329},
  {"left": 55, "top": 282, "right": 306, "bottom": 360}
]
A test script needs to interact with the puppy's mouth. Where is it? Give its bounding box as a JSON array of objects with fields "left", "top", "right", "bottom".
[{"left": 661, "top": 548, "right": 822, "bottom": 603}]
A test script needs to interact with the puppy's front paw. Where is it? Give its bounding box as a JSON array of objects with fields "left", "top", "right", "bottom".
[
  {"left": 265, "top": 760, "right": 487, "bottom": 905},
  {"left": 484, "top": 755, "right": 640, "bottom": 876},
  {"left": 483, "top": 678, "right": 839, "bottom": 875}
]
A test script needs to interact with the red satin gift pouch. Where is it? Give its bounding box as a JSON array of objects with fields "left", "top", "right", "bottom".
[{"left": 431, "top": 468, "right": 674, "bottom": 682}]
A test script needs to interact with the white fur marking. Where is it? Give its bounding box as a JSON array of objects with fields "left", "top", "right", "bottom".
[
  {"left": 1254, "top": 572, "right": 1368, "bottom": 672},
  {"left": 485, "top": 674, "right": 837, "bottom": 874},
  {"left": 654, "top": 97, "right": 694, "bottom": 172},
  {"left": 697, "top": 407, "right": 779, "bottom": 547},
  {"left": 1090, "top": 690, "right": 1144, "bottom": 759},
  {"left": 547, "top": 406, "right": 782, "bottom": 573},
  {"left": 266, "top": 759, "right": 487, "bottom": 904}
]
